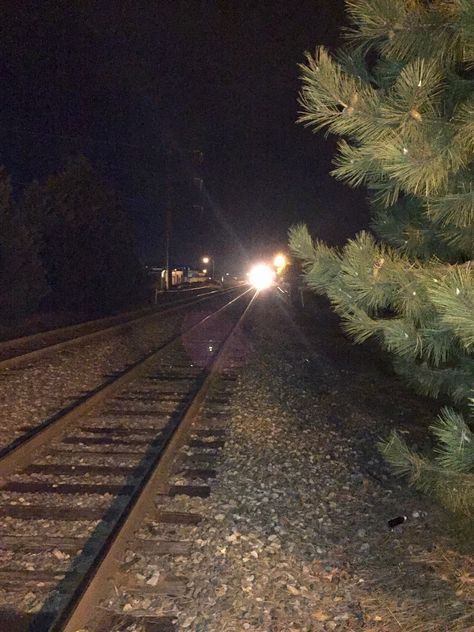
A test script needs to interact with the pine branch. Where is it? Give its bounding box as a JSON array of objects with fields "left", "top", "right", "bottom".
[
  {"left": 331, "top": 140, "right": 387, "bottom": 188},
  {"left": 298, "top": 47, "right": 382, "bottom": 142},
  {"left": 428, "top": 267, "right": 474, "bottom": 350},
  {"left": 454, "top": 96, "right": 474, "bottom": 155},
  {"left": 432, "top": 406, "right": 474, "bottom": 472},
  {"left": 337, "top": 304, "right": 382, "bottom": 343},
  {"left": 441, "top": 223, "right": 474, "bottom": 259},
  {"left": 415, "top": 323, "right": 458, "bottom": 367},
  {"left": 372, "top": 196, "right": 450, "bottom": 260},
  {"left": 288, "top": 223, "right": 317, "bottom": 267},
  {"left": 345, "top": 0, "right": 414, "bottom": 51},
  {"left": 374, "top": 123, "right": 463, "bottom": 197},
  {"left": 380, "top": 430, "right": 474, "bottom": 515},
  {"left": 380, "top": 57, "right": 443, "bottom": 129},
  {"left": 334, "top": 45, "right": 375, "bottom": 85},
  {"left": 392, "top": 356, "right": 473, "bottom": 402},
  {"left": 427, "top": 180, "right": 474, "bottom": 229},
  {"left": 346, "top": 0, "right": 464, "bottom": 66},
  {"left": 454, "top": 0, "right": 474, "bottom": 66}
]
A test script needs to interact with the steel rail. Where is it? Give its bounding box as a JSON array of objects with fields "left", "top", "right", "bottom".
[
  {"left": 0, "top": 285, "right": 221, "bottom": 352},
  {"left": 0, "top": 287, "right": 253, "bottom": 480},
  {"left": 0, "top": 306, "right": 152, "bottom": 350},
  {"left": 0, "top": 287, "right": 239, "bottom": 371},
  {"left": 58, "top": 290, "right": 257, "bottom": 632}
]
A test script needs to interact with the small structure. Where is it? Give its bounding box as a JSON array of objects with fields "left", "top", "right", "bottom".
[{"left": 147, "top": 266, "right": 209, "bottom": 303}]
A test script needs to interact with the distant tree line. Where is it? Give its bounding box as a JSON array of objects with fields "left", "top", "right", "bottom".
[{"left": 0, "top": 156, "right": 143, "bottom": 322}]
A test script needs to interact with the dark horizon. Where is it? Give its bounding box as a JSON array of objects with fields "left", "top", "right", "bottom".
[{"left": 0, "top": 1, "right": 369, "bottom": 273}]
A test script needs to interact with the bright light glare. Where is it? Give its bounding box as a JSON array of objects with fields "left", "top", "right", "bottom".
[
  {"left": 248, "top": 263, "right": 275, "bottom": 291},
  {"left": 273, "top": 253, "right": 287, "bottom": 269},
  {"left": 202, "top": 256, "right": 210, "bottom": 264}
]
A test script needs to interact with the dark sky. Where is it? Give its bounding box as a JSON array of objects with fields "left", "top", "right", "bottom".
[{"left": 0, "top": 1, "right": 369, "bottom": 272}]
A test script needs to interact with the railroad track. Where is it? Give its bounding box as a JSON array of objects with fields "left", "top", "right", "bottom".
[
  {"left": 0, "top": 287, "right": 244, "bottom": 462},
  {"left": 0, "top": 287, "right": 255, "bottom": 631},
  {"left": 0, "top": 286, "right": 233, "bottom": 369}
]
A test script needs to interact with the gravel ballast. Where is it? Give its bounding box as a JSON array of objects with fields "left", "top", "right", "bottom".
[
  {"left": 107, "top": 293, "right": 473, "bottom": 632},
  {"left": 0, "top": 294, "right": 233, "bottom": 453}
]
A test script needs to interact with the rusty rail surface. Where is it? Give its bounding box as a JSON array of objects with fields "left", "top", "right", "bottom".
[
  {"left": 0, "top": 286, "right": 255, "bottom": 632},
  {"left": 0, "top": 286, "right": 237, "bottom": 370},
  {"left": 58, "top": 291, "right": 256, "bottom": 632}
]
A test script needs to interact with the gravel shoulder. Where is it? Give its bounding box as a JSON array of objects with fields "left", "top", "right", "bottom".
[{"left": 114, "top": 292, "right": 473, "bottom": 632}]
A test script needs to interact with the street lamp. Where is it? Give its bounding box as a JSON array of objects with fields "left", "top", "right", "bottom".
[
  {"left": 273, "top": 253, "right": 287, "bottom": 270},
  {"left": 202, "top": 256, "right": 214, "bottom": 278}
]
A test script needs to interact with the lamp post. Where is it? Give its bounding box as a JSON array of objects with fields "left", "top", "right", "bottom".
[
  {"left": 273, "top": 253, "right": 287, "bottom": 270},
  {"left": 202, "top": 256, "right": 214, "bottom": 278}
]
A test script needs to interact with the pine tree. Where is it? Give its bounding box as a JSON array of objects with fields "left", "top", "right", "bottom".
[
  {"left": 289, "top": 0, "right": 474, "bottom": 515},
  {"left": 0, "top": 168, "right": 48, "bottom": 321}
]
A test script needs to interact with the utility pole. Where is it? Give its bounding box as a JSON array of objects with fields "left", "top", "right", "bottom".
[
  {"left": 164, "top": 147, "right": 172, "bottom": 291},
  {"left": 164, "top": 200, "right": 172, "bottom": 290},
  {"left": 163, "top": 145, "right": 203, "bottom": 290}
]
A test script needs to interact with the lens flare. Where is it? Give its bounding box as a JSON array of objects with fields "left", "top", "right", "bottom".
[{"left": 248, "top": 263, "right": 275, "bottom": 290}]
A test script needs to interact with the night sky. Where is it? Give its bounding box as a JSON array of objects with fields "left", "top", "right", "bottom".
[{"left": 1, "top": 1, "right": 369, "bottom": 273}]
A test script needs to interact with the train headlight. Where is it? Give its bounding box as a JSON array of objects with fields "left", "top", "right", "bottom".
[{"left": 248, "top": 263, "right": 275, "bottom": 291}]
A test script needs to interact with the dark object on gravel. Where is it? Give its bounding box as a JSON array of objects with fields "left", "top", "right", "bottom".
[{"left": 388, "top": 515, "right": 407, "bottom": 529}]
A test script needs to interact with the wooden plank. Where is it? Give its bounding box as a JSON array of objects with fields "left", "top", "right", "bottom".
[
  {"left": 99, "top": 410, "right": 174, "bottom": 417},
  {"left": 0, "top": 569, "right": 65, "bottom": 584},
  {"left": 120, "top": 575, "right": 187, "bottom": 596},
  {"left": 206, "top": 398, "right": 230, "bottom": 405},
  {"left": 0, "top": 569, "right": 83, "bottom": 594},
  {"left": 49, "top": 448, "right": 146, "bottom": 457},
  {"left": 0, "top": 504, "right": 109, "bottom": 521},
  {"left": 0, "top": 535, "right": 87, "bottom": 552},
  {"left": 0, "top": 609, "right": 55, "bottom": 632},
  {"left": 61, "top": 436, "right": 152, "bottom": 446},
  {"left": 2, "top": 481, "right": 135, "bottom": 495},
  {"left": 145, "top": 375, "right": 196, "bottom": 381},
  {"left": 193, "top": 428, "right": 227, "bottom": 437},
  {"left": 102, "top": 613, "right": 176, "bottom": 632},
  {"left": 116, "top": 394, "right": 189, "bottom": 402},
  {"left": 155, "top": 511, "right": 202, "bottom": 525},
  {"left": 168, "top": 485, "right": 210, "bottom": 498},
  {"left": 127, "top": 390, "right": 190, "bottom": 396},
  {"left": 79, "top": 426, "right": 160, "bottom": 435},
  {"left": 179, "top": 453, "right": 218, "bottom": 465},
  {"left": 188, "top": 439, "right": 225, "bottom": 449},
  {"left": 176, "top": 468, "right": 217, "bottom": 479},
  {"left": 25, "top": 463, "right": 143, "bottom": 476},
  {"left": 133, "top": 539, "right": 191, "bottom": 555}
]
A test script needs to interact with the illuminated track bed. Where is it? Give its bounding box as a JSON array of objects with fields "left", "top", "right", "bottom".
[
  {"left": 0, "top": 288, "right": 255, "bottom": 631},
  {"left": 0, "top": 286, "right": 224, "bottom": 368},
  {"left": 0, "top": 288, "right": 242, "bottom": 468}
]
